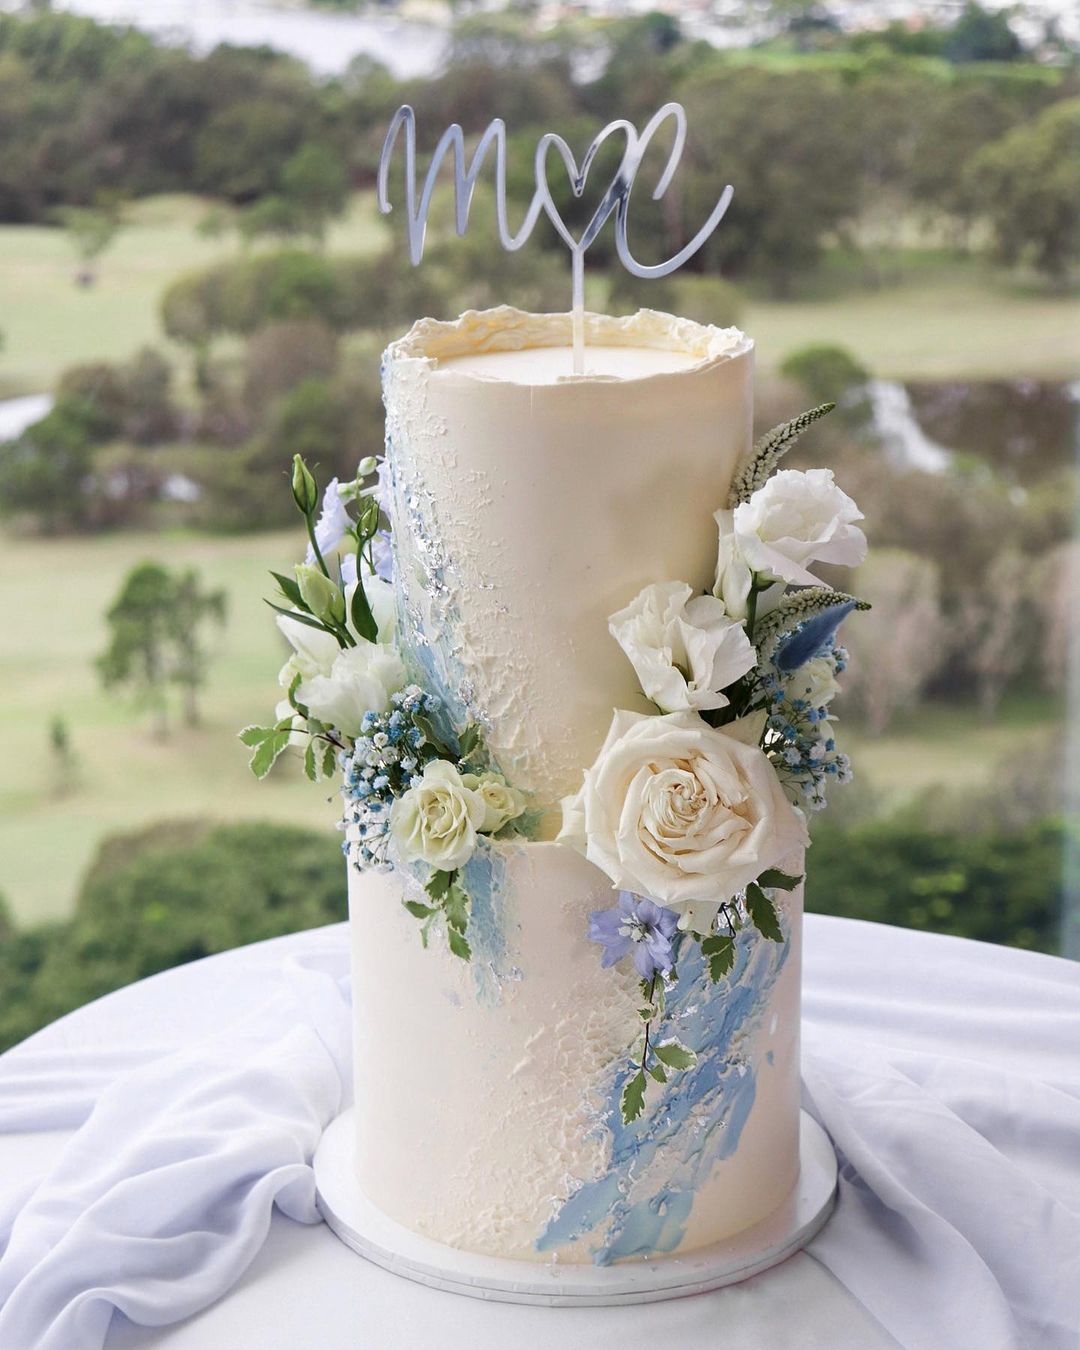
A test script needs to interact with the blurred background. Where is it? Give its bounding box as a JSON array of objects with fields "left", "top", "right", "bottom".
[{"left": 0, "top": 0, "right": 1077, "bottom": 1049}]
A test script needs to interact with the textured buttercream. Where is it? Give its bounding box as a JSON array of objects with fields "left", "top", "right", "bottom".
[{"left": 381, "top": 307, "right": 755, "bottom": 825}]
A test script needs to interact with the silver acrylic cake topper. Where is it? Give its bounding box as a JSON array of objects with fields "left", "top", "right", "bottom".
[{"left": 377, "top": 103, "right": 733, "bottom": 375}]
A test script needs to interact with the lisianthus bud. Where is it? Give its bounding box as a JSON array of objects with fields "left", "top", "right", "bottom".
[
  {"left": 291, "top": 454, "right": 319, "bottom": 516},
  {"left": 295, "top": 562, "right": 345, "bottom": 625},
  {"left": 357, "top": 456, "right": 378, "bottom": 477}
]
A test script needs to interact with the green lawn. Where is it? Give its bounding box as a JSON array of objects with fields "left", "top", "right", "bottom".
[
  {"left": 2, "top": 192, "right": 1078, "bottom": 397},
  {"left": 0, "top": 193, "right": 389, "bottom": 398},
  {"left": 742, "top": 260, "right": 1080, "bottom": 381},
  {"left": 0, "top": 526, "right": 340, "bottom": 926}
]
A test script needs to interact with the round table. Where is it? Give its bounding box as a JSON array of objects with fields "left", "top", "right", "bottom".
[{"left": 2, "top": 916, "right": 1078, "bottom": 1350}]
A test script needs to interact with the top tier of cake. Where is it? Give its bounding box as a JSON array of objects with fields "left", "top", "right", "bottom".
[{"left": 381, "top": 306, "right": 754, "bottom": 827}]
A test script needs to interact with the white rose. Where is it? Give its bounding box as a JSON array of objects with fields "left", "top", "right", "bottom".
[
  {"left": 558, "top": 709, "right": 808, "bottom": 910},
  {"left": 391, "top": 760, "right": 486, "bottom": 871},
  {"left": 721, "top": 468, "right": 867, "bottom": 587},
  {"left": 300, "top": 641, "right": 405, "bottom": 737},
  {"left": 609, "top": 582, "right": 756, "bottom": 713},
  {"left": 461, "top": 772, "right": 526, "bottom": 834},
  {"left": 786, "top": 656, "right": 840, "bottom": 710}
]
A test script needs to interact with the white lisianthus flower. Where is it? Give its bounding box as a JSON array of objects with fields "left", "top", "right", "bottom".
[
  {"left": 558, "top": 709, "right": 807, "bottom": 912},
  {"left": 300, "top": 642, "right": 405, "bottom": 737},
  {"left": 461, "top": 772, "right": 526, "bottom": 834},
  {"left": 721, "top": 468, "right": 867, "bottom": 587},
  {"left": 786, "top": 655, "right": 840, "bottom": 710},
  {"left": 713, "top": 531, "right": 754, "bottom": 621},
  {"left": 392, "top": 760, "right": 486, "bottom": 871},
  {"left": 276, "top": 575, "right": 397, "bottom": 692},
  {"left": 609, "top": 582, "right": 757, "bottom": 713}
]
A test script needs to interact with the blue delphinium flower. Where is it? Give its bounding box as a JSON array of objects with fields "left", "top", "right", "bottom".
[{"left": 588, "top": 892, "right": 680, "bottom": 979}]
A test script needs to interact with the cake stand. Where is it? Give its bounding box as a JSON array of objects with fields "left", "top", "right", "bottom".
[{"left": 312, "top": 1109, "right": 837, "bottom": 1307}]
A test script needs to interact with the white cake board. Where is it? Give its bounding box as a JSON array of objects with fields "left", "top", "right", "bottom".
[{"left": 313, "top": 1108, "right": 837, "bottom": 1307}]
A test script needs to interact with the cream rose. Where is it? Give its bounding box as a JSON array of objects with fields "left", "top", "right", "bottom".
[
  {"left": 719, "top": 468, "right": 866, "bottom": 587},
  {"left": 558, "top": 710, "right": 808, "bottom": 910},
  {"left": 461, "top": 772, "right": 526, "bottom": 834},
  {"left": 391, "top": 760, "right": 487, "bottom": 871},
  {"left": 608, "top": 581, "right": 756, "bottom": 713}
]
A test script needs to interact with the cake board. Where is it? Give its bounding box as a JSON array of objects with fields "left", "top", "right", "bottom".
[{"left": 313, "top": 1108, "right": 837, "bottom": 1307}]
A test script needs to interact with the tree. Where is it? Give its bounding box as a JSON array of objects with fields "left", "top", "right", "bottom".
[
  {"left": 279, "top": 142, "right": 350, "bottom": 245},
  {"left": 779, "top": 344, "right": 869, "bottom": 405},
  {"left": 57, "top": 195, "right": 125, "bottom": 286},
  {"left": 96, "top": 562, "right": 226, "bottom": 735},
  {"left": 168, "top": 570, "right": 228, "bottom": 726},
  {"left": 678, "top": 66, "right": 862, "bottom": 295},
  {"left": 967, "top": 99, "right": 1080, "bottom": 287},
  {"left": 0, "top": 397, "right": 97, "bottom": 531},
  {"left": 945, "top": 3, "right": 1023, "bottom": 63}
]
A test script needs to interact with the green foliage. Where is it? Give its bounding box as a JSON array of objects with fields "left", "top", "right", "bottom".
[
  {"left": 96, "top": 561, "right": 227, "bottom": 732},
  {"left": 701, "top": 933, "right": 735, "bottom": 981},
  {"left": 967, "top": 99, "right": 1080, "bottom": 286},
  {"left": 944, "top": 3, "right": 1024, "bottom": 64},
  {"left": 746, "top": 884, "right": 784, "bottom": 942},
  {"left": 406, "top": 868, "right": 473, "bottom": 961},
  {"left": 0, "top": 820, "right": 347, "bottom": 1053},
  {"left": 621, "top": 1069, "right": 647, "bottom": 1124},
  {"left": 807, "top": 817, "right": 1066, "bottom": 953},
  {"left": 0, "top": 396, "right": 98, "bottom": 529},
  {"left": 779, "top": 345, "right": 869, "bottom": 406}
]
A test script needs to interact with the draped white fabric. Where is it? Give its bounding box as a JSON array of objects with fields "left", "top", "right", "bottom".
[{"left": 0, "top": 917, "right": 1077, "bottom": 1350}]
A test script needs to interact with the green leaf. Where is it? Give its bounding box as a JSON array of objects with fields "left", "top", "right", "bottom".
[
  {"left": 247, "top": 727, "right": 291, "bottom": 780},
  {"left": 457, "top": 722, "right": 482, "bottom": 759},
  {"left": 321, "top": 743, "right": 338, "bottom": 779},
  {"left": 757, "top": 869, "right": 802, "bottom": 892},
  {"left": 638, "top": 1007, "right": 655, "bottom": 1021},
  {"left": 746, "top": 884, "right": 784, "bottom": 942},
  {"left": 701, "top": 933, "right": 735, "bottom": 981},
  {"left": 264, "top": 600, "right": 341, "bottom": 639},
  {"left": 621, "top": 1070, "right": 647, "bottom": 1125},
  {"left": 425, "top": 870, "right": 454, "bottom": 901},
  {"left": 349, "top": 575, "right": 378, "bottom": 643},
  {"left": 447, "top": 927, "right": 472, "bottom": 962},
  {"left": 238, "top": 724, "right": 274, "bottom": 748},
  {"left": 404, "top": 900, "right": 437, "bottom": 920},
  {"left": 653, "top": 1041, "right": 697, "bottom": 1072},
  {"left": 270, "top": 571, "right": 307, "bottom": 610},
  {"left": 444, "top": 881, "right": 469, "bottom": 934},
  {"left": 648, "top": 1063, "right": 668, "bottom": 1085},
  {"left": 304, "top": 740, "right": 318, "bottom": 783}
]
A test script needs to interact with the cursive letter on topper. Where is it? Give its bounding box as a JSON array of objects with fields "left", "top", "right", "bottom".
[{"left": 378, "top": 103, "right": 732, "bottom": 375}]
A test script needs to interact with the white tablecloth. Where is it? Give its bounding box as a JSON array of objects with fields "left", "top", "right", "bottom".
[{"left": 1, "top": 916, "right": 1078, "bottom": 1350}]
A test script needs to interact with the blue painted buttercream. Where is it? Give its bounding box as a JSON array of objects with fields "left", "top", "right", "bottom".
[{"left": 537, "top": 925, "right": 789, "bottom": 1264}]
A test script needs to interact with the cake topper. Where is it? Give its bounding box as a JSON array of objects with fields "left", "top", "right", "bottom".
[{"left": 377, "top": 103, "right": 733, "bottom": 375}]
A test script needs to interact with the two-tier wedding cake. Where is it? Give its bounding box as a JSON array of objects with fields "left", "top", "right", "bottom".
[{"left": 248, "top": 303, "right": 867, "bottom": 1280}]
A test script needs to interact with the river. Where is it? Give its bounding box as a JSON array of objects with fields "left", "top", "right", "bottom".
[{"left": 51, "top": 0, "right": 450, "bottom": 79}]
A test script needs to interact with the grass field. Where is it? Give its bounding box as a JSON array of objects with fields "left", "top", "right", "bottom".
[
  {"left": 0, "top": 526, "right": 1063, "bottom": 928},
  {"left": 0, "top": 194, "right": 389, "bottom": 398},
  {"left": 1, "top": 193, "right": 1078, "bottom": 399},
  {"left": 0, "top": 526, "right": 340, "bottom": 926}
]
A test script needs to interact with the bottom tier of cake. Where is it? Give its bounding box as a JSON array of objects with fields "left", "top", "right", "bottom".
[{"left": 348, "top": 840, "right": 803, "bottom": 1266}]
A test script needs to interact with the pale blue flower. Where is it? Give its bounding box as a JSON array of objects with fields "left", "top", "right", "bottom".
[
  {"left": 306, "top": 478, "right": 352, "bottom": 564},
  {"left": 588, "top": 892, "right": 679, "bottom": 979}
]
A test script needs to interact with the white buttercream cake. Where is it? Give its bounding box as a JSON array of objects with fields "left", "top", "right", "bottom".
[{"left": 348, "top": 308, "right": 804, "bottom": 1264}]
